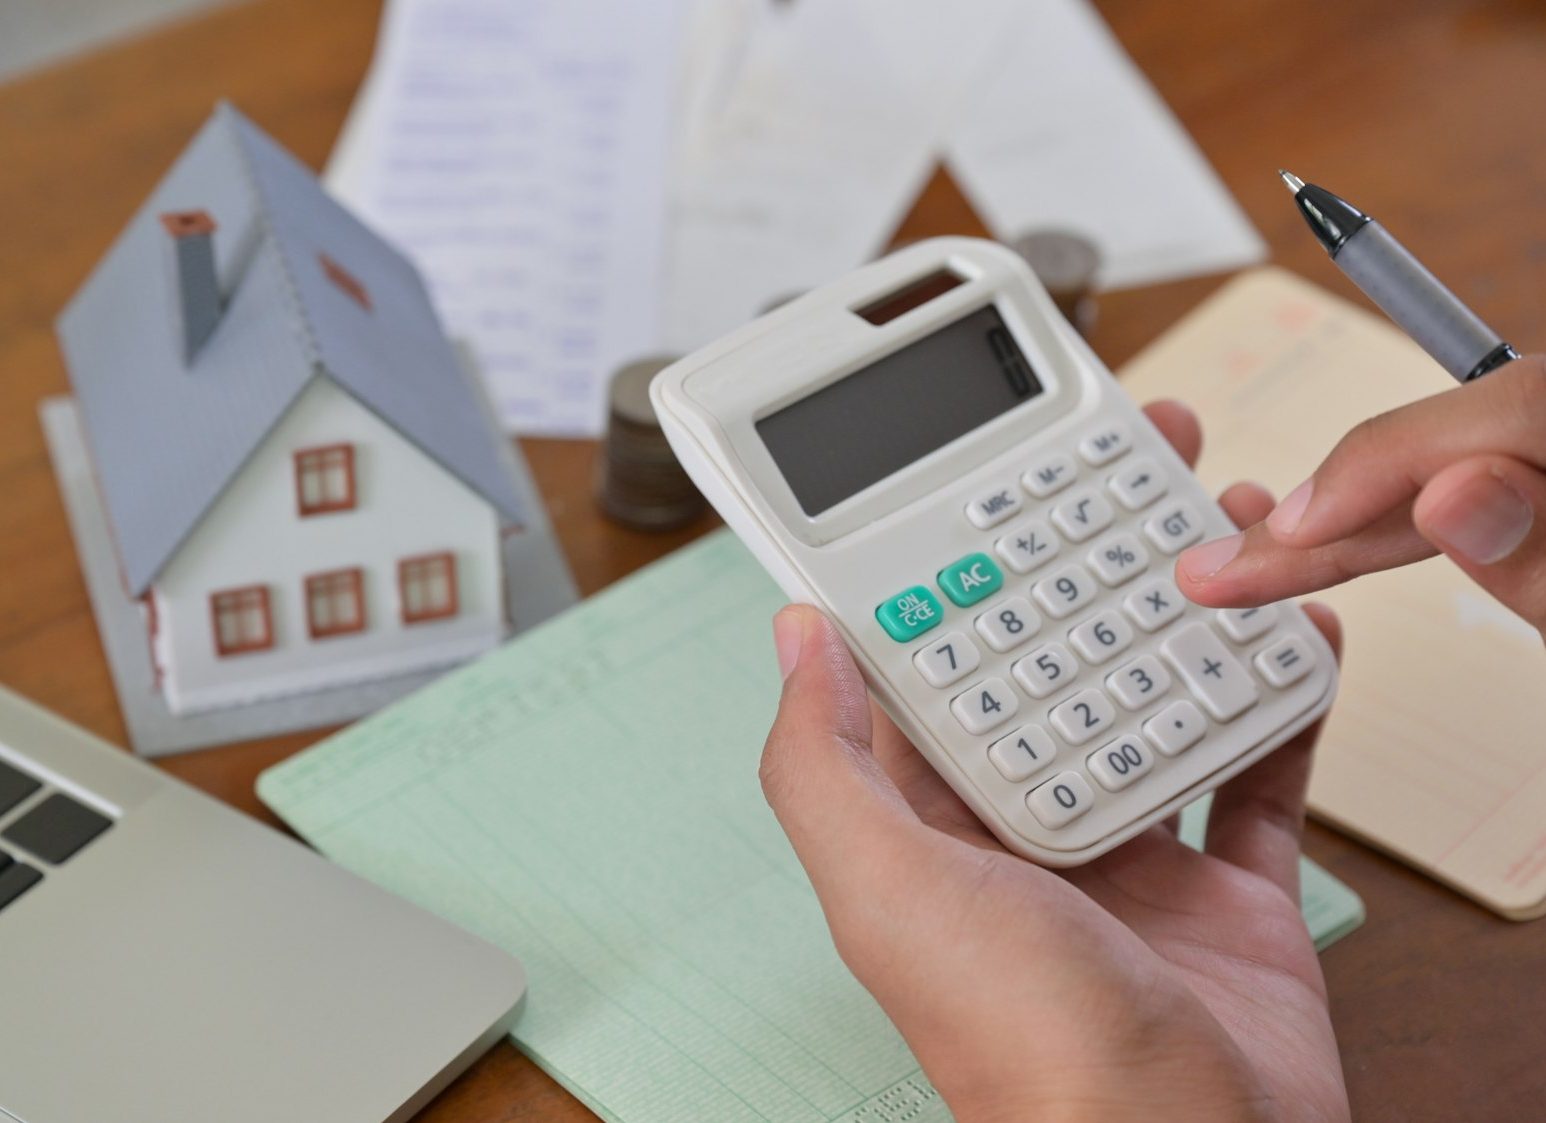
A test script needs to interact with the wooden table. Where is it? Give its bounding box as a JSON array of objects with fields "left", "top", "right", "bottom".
[{"left": 2, "top": 0, "right": 1544, "bottom": 1118}]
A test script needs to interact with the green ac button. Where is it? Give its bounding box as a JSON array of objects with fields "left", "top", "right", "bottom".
[
  {"left": 938, "top": 553, "right": 1004, "bottom": 607},
  {"left": 876, "top": 585, "right": 944, "bottom": 642}
]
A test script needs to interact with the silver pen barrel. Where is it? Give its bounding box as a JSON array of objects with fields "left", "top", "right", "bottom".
[{"left": 1335, "top": 223, "right": 1509, "bottom": 381}]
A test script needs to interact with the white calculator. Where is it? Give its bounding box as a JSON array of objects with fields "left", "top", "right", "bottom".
[{"left": 651, "top": 238, "right": 1337, "bottom": 865}]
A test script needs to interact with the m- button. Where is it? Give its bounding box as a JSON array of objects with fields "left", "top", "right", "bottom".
[{"left": 965, "top": 486, "right": 1022, "bottom": 529}]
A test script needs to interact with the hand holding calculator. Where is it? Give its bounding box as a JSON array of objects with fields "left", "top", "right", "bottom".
[{"left": 653, "top": 238, "right": 1337, "bottom": 865}]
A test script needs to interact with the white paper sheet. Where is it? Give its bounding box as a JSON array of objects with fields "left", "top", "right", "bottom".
[
  {"left": 327, "top": 0, "right": 685, "bottom": 436},
  {"left": 658, "top": 0, "right": 946, "bottom": 351},
  {"left": 946, "top": 0, "right": 1265, "bottom": 289}
]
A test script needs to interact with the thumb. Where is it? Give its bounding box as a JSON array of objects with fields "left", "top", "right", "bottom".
[
  {"left": 1412, "top": 454, "right": 1546, "bottom": 635},
  {"left": 761, "top": 606, "right": 921, "bottom": 903}
]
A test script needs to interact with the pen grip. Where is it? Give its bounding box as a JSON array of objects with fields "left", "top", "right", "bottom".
[{"left": 1337, "top": 223, "right": 1506, "bottom": 382}]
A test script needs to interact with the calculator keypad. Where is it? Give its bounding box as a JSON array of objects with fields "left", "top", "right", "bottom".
[{"left": 874, "top": 421, "right": 1327, "bottom": 849}]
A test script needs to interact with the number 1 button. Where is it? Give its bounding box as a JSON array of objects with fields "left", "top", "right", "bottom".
[{"left": 913, "top": 631, "right": 980, "bottom": 687}]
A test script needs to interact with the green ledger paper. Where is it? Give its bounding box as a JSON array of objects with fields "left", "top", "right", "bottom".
[{"left": 259, "top": 530, "right": 1362, "bottom": 1123}]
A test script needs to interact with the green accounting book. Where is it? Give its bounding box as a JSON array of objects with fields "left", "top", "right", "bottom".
[{"left": 258, "top": 530, "right": 1363, "bottom": 1123}]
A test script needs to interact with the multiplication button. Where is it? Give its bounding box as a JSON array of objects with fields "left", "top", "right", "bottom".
[
  {"left": 994, "top": 518, "right": 1060, "bottom": 574},
  {"left": 1160, "top": 623, "right": 1259, "bottom": 721},
  {"left": 1123, "top": 578, "right": 1186, "bottom": 633},
  {"left": 1143, "top": 700, "right": 1206, "bottom": 756},
  {"left": 913, "top": 631, "right": 980, "bottom": 688},
  {"left": 1254, "top": 636, "right": 1317, "bottom": 687},
  {"left": 988, "top": 725, "right": 1057, "bottom": 782},
  {"left": 950, "top": 677, "right": 1019, "bottom": 734},
  {"left": 1022, "top": 453, "right": 1077, "bottom": 498},
  {"left": 1108, "top": 457, "right": 1167, "bottom": 511},
  {"left": 1027, "top": 772, "right": 1095, "bottom": 829},
  {"left": 965, "top": 485, "right": 1022, "bottom": 529}
]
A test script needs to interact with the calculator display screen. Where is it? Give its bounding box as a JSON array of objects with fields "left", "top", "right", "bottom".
[{"left": 756, "top": 305, "right": 1043, "bottom": 515}]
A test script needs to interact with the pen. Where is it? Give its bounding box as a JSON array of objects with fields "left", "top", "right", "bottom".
[{"left": 1279, "top": 169, "right": 1519, "bottom": 383}]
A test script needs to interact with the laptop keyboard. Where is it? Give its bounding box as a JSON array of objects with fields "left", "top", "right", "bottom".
[{"left": 0, "top": 756, "right": 114, "bottom": 913}]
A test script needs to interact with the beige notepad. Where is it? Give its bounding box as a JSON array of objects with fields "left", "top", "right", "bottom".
[{"left": 1121, "top": 267, "right": 1546, "bottom": 919}]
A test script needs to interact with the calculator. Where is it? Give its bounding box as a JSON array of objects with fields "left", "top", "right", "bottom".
[{"left": 651, "top": 238, "right": 1337, "bottom": 865}]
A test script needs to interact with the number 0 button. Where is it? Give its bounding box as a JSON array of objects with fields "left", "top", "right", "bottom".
[
  {"left": 1027, "top": 772, "right": 1095, "bottom": 829},
  {"left": 938, "top": 553, "right": 1004, "bottom": 607},
  {"left": 951, "top": 677, "right": 1019, "bottom": 734}
]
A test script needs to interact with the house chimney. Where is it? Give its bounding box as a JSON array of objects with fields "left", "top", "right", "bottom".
[{"left": 159, "top": 210, "right": 222, "bottom": 362}]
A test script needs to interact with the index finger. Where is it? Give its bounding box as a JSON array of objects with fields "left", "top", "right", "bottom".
[{"left": 1257, "top": 355, "right": 1546, "bottom": 549}]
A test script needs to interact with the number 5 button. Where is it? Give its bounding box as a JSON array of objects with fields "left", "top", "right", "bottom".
[
  {"left": 913, "top": 631, "right": 980, "bottom": 688},
  {"left": 951, "top": 677, "right": 1019, "bottom": 734}
]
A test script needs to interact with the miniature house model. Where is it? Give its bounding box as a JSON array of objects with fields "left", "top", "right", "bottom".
[{"left": 56, "top": 104, "right": 528, "bottom": 715}]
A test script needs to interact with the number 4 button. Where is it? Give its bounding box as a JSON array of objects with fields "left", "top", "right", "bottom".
[{"left": 950, "top": 677, "right": 1019, "bottom": 734}]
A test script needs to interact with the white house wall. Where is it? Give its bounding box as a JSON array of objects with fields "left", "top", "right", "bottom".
[{"left": 152, "top": 376, "right": 504, "bottom": 714}]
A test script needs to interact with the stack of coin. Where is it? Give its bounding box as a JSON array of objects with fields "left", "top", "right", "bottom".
[
  {"left": 595, "top": 356, "right": 707, "bottom": 531},
  {"left": 1008, "top": 229, "right": 1101, "bottom": 335}
]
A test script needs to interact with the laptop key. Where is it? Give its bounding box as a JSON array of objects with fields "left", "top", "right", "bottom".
[
  {"left": 0, "top": 859, "right": 42, "bottom": 912},
  {"left": 2, "top": 793, "right": 111, "bottom": 864},
  {"left": 0, "top": 758, "right": 41, "bottom": 817}
]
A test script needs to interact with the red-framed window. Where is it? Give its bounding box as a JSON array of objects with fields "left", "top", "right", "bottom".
[
  {"left": 294, "top": 444, "right": 356, "bottom": 516},
  {"left": 319, "top": 252, "right": 372, "bottom": 310},
  {"left": 398, "top": 553, "right": 458, "bottom": 624},
  {"left": 210, "top": 586, "right": 273, "bottom": 657},
  {"left": 305, "top": 567, "right": 367, "bottom": 639}
]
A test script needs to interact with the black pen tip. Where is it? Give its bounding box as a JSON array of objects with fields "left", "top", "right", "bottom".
[{"left": 1278, "top": 168, "right": 1305, "bottom": 195}]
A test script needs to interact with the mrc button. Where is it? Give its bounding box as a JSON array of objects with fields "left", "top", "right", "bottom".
[
  {"left": 965, "top": 485, "right": 1022, "bottom": 529},
  {"left": 937, "top": 553, "right": 1004, "bottom": 607}
]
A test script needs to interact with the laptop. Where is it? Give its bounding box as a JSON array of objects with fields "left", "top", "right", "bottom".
[{"left": 0, "top": 685, "right": 527, "bottom": 1123}]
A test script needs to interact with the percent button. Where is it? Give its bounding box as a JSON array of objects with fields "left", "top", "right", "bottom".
[{"left": 1088, "top": 534, "right": 1150, "bottom": 587}]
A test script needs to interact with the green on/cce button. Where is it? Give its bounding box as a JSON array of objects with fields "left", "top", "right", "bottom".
[
  {"left": 876, "top": 585, "right": 944, "bottom": 642},
  {"left": 938, "top": 553, "right": 1004, "bottom": 607}
]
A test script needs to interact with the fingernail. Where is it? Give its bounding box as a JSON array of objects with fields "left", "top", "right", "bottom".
[
  {"left": 1179, "top": 533, "right": 1244, "bottom": 580},
  {"left": 773, "top": 610, "right": 804, "bottom": 680},
  {"left": 1425, "top": 475, "right": 1534, "bottom": 565},
  {"left": 1267, "top": 479, "right": 1314, "bottom": 537}
]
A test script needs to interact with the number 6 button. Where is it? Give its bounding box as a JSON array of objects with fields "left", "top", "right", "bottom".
[
  {"left": 951, "top": 677, "right": 1019, "bottom": 734},
  {"left": 1027, "top": 771, "right": 1095, "bottom": 829}
]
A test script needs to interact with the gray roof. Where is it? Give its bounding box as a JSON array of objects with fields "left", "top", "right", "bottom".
[{"left": 57, "top": 103, "right": 526, "bottom": 596}]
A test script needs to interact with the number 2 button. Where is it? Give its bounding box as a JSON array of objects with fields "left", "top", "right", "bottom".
[
  {"left": 913, "top": 631, "right": 980, "bottom": 688},
  {"left": 951, "top": 677, "right": 1019, "bottom": 734}
]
